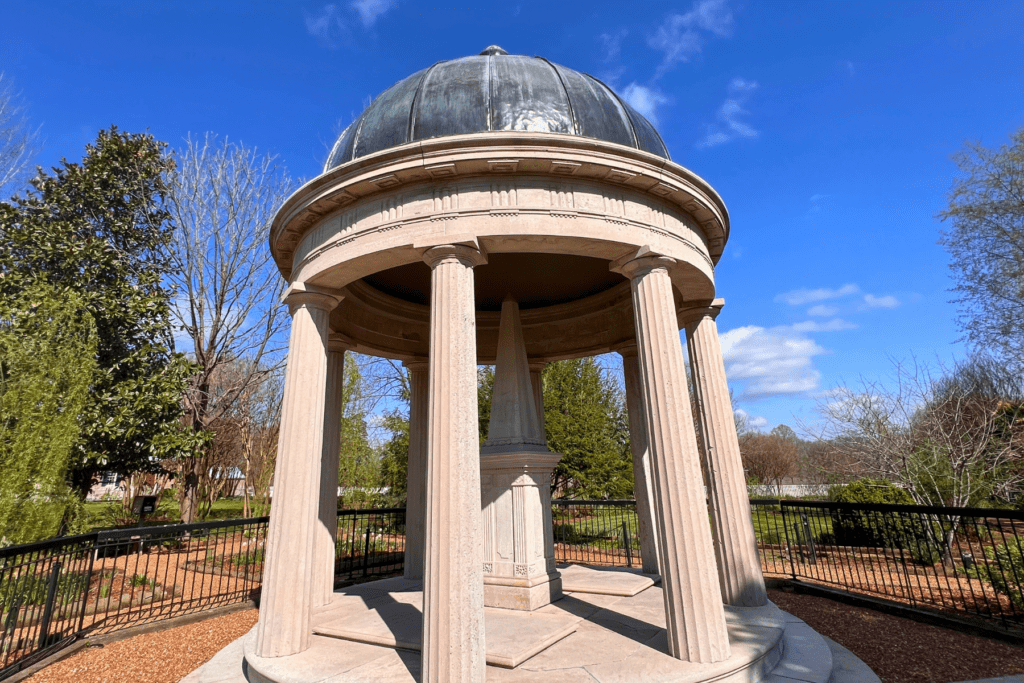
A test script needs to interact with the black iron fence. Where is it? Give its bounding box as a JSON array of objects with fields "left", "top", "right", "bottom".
[
  {"left": 3, "top": 499, "right": 1023, "bottom": 678},
  {"left": 0, "top": 509, "right": 406, "bottom": 680},
  {"left": 552, "top": 499, "right": 641, "bottom": 567},
  {"left": 750, "top": 499, "right": 1024, "bottom": 633}
]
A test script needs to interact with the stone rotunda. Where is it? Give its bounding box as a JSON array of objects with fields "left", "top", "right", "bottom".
[{"left": 242, "top": 46, "right": 858, "bottom": 683}]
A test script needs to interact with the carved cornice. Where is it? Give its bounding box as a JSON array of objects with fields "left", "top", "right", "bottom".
[{"left": 270, "top": 133, "right": 729, "bottom": 279}]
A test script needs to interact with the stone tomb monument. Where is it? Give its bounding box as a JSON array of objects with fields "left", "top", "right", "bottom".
[{"left": 238, "top": 46, "right": 858, "bottom": 683}]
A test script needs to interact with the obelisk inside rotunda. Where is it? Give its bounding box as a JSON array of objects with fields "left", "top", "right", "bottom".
[{"left": 235, "top": 44, "right": 844, "bottom": 683}]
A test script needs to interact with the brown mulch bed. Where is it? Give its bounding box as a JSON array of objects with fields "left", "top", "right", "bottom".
[
  {"left": 768, "top": 588, "right": 1024, "bottom": 683},
  {"left": 24, "top": 609, "right": 257, "bottom": 683},
  {"left": 18, "top": 590, "right": 1024, "bottom": 683}
]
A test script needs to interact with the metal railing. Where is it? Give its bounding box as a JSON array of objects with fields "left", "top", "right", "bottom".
[
  {"left": 750, "top": 499, "right": 1024, "bottom": 633},
  {"left": 3, "top": 499, "right": 1022, "bottom": 678},
  {"left": 0, "top": 509, "right": 406, "bottom": 680},
  {"left": 552, "top": 500, "right": 640, "bottom": 567}
]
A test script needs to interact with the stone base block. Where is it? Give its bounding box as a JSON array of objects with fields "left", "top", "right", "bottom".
[
  {"left": 206, "top": 572, "right": 868, "bottom": 683},
  {"left": 484, "top": 572, "right": 563, "bottom": 610},
  {"left": 558, "top": 564, "right": 659, "bottom": 597}
]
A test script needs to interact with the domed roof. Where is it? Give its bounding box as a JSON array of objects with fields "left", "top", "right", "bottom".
[{"left": 325, "top": 46, "right": 670, "bottom": 171}]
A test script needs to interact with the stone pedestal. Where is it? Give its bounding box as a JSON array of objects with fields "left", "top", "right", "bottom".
[
  {"left": 614, "top": 253, "right": 731, "bottom": 664},
  {"left": 684, "top": 301, "right": 767, "bottom": 607},
  {"left": 480, "top": 297, "right": 562, "bottom": 611},
  {"left": 255, "top": 285, "right": 341, "bottom": 658},
  {"left": 480, "top": 451, "right": 563, "bottom": 610},
  {"left": 421, "top": 244, "right": 487, "bottom": 683}
]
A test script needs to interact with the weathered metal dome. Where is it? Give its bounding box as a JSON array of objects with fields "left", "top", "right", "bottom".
[{"left": 324, "top": 46, "right": 670, "bottom": 171}]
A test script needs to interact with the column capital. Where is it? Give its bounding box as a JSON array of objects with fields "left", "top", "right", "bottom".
[
  {"left": 422, "top": 243, "right": 487, "bottom": 269},
  {"left": 527, "top": 360, "right": 548, "bottom": 373},
  {"left": 403, "top": 358, "right": 430, "bottom": 373},
  {"left": 327, "top": 332, "right": 354, "bottom": 354},
  {"left": 610, "top": 248, "right": 677, "bottom": 281},
  {"left": 282, "top": 282, "right": 344, "bottom": 313},
  {"left": 679, "top": 298, "right": 726, "bottom": 327}
]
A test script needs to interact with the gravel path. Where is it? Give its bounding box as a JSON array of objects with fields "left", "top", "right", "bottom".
[{"left": 22, "top": 590, "right": 1024, "bottom": 683}]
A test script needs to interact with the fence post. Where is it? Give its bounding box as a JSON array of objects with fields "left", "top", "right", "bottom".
[
  {"left": 362, "top": 525, "right": 372, "bottom": 577},
  {"left": 781, "top": 503, "right": 796, "bottom": 579},
  {"left": 38, "top": 561, "right": 62, "bottom": 649},
  {"left": 78, "top": 535, "right": 99, "bottom": 634},
  {"left": 801, "top": 513, "right": 817, "bottom": 564},
  {"left": 621, "top": 522, "right": 633, "bottom": 568}
]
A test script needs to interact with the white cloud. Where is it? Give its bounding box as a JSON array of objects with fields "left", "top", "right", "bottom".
[
  {"left": 599, "top": 28, "right": 628, "bottom": 61},
  {"left": 864, "top": 294, "right": 900, "bottom": 308},
  {"left": 305, "top": 4, "right": 347, "bottom": 42},
  {"left": 622, "top": 83, "right": 669, "bottom": 125},
  {"left": 720, "top": 325, "right": 827, "bottom": 401},
  {"left": 787, "top": 318, "right": 857, "bottom": 333},
  {"left": 697, "top": 77, "right": 758, "bottom": 148},
  {"left": 735, "top": 408, "right": 768, "bottom": 430},
  {"left": 806, "top": 304, "right": 838, "bottom": 317},
  {"left": 649, "top": 0, "right": 733, "bottom": 75},
  {"left": 776, "top": 283, "right": 859, "bottom": 306},
  {"left": 305, "top": 1, "right": 396, "bottom": 45},
  {"left": 350, "top": 0, "right": 397, "bottom": 28}
]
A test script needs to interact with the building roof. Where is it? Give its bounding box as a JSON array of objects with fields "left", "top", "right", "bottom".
[{"left": 324, "top": 46, "right": 670, "bottom": 171}]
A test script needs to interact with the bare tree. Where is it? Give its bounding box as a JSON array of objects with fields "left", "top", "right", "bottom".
[
  {"left": 739, "top": 433, "right": 799, "bottom": 495},
  {"left": 816, "top": 356, "right": 1024, "bottom": 510},
  {"left": 939, "top": 129, "right": 1024, "bottom": 371},
  {"left": 232, "top": 369, "right": 283, "bottom": 517},
  {"left": 0, "top": 73, "right": 38, "bottom": 198},
  {"left": 165, "top": 134, "right": 295, "bottom": 522}
]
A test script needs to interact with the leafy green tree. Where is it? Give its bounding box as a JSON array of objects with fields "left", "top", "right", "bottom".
[
  {"left": 542, "top": 358, "right": 633, "bottom": 499},
  {"left": 0, "top": 127, "right": 202, "bottom": 495},
  {"left": 337, "top": 353, "right": 380, "bottom": 506},
  {"left": 0, "top": 285, "right": 95, "bottom": 544},
  {"left": 378, "top": 411, "right": 410, "bottom": 500},
  {"left": 477, "top": 358, "right": 632, "bottom": 498}
]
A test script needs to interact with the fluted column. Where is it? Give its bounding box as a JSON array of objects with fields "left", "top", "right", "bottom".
[
  {"left": 422, "top": 244, "right": 487, "bottom": 683},
  {"left": 684, "top": 300, "right": 767, "bottom": 607},
  {"left": 312, "top": 337, "right": 349, "bottom": 608},
  {"left": 528, "top": 361, "right": 547, "bottom": 436},
  {"left": 613, "top": 254, "right": 730, "bottom": 664},
  {"left": 255, "top": 285, "right": 341, "bottom": 657},
  {"left": 617, "top": 344, "right": 661, "bottom": 575},
  {"left": 403, "top": 359, "right": 429, "bottom": 581}
]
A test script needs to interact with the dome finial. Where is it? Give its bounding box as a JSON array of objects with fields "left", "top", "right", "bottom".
[{"left": 480, "top": 45, "right": 508, "bottom": 56}]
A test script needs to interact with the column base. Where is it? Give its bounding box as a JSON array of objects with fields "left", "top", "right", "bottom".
[{"left": 484, "top": 570, "right": 563, "bottom": 611}]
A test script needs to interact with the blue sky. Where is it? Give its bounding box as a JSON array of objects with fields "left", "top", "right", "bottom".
[{"left": 2, "top": 0, "right": 1023, "bottom": 434}]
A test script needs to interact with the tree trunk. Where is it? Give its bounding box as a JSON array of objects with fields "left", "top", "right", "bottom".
[{"left": 179, "top": 458, "right": 202, "bottom": 524}]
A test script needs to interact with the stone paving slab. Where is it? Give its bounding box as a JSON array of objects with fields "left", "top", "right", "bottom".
[
  {"left": 314, "top": 600, "right": 580, "bottom": 669},
  {"left": 557, "top": 564, "right": 660, "bottom": 596},
  {"left": 188, "top": 571, "right": 868, "bottom": 683}
]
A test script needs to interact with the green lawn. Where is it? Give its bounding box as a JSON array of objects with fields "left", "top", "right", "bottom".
[{"left": 81, "top": 496, "right": 256, "bottom": 532}]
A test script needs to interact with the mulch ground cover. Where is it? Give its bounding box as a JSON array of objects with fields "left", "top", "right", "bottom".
[
  {"left": 768, "top": 588, "right": 1024, "bottom": 683},
  {"left": 19, "top": 588, "right": 1024, "bottom": 683}
]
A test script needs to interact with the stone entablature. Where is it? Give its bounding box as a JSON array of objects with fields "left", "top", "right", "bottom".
[
  {"left": 270, "top": 133, "right": 729, "bottom": 286},
  {"left": 290, "top": 174, "right": 712, "bottom": 282}
]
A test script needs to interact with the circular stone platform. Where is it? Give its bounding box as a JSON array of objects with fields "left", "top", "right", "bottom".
[{"left": 234, "top": 573, "right": 869, "bottom": 683}]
